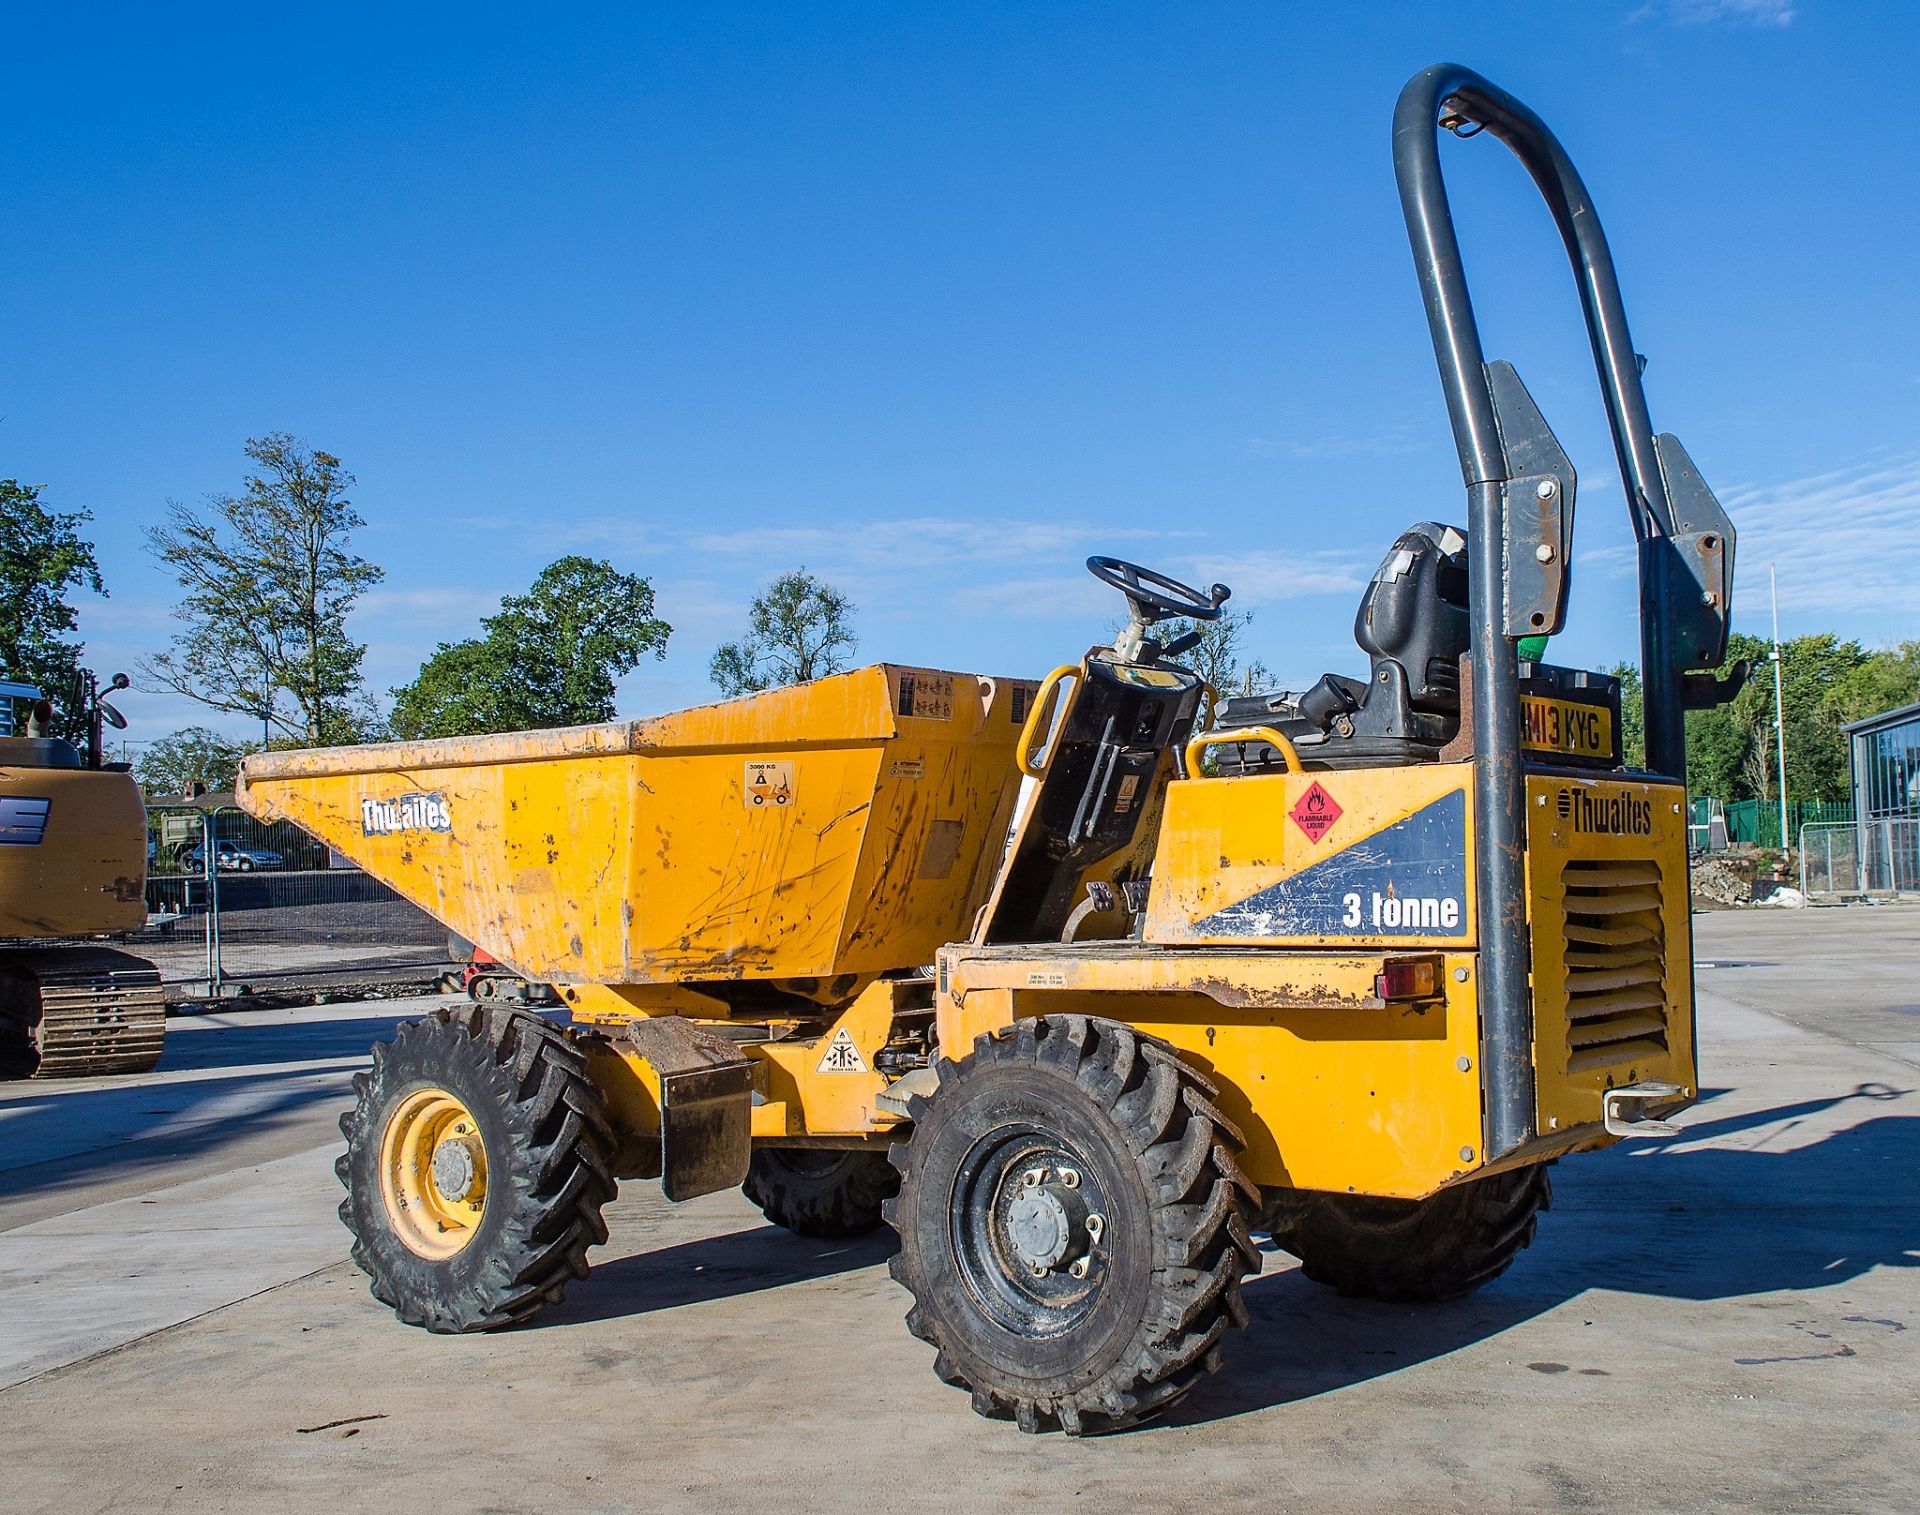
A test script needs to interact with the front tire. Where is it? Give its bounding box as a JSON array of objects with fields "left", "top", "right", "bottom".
[
  {"left": 1267, "top": 1163, "right": 1551, "bottom": 1303},
  {"left": 887, "top": 1015, "right": 1260, "bottom": 1435},
  {"left": 744, "top": 1147, "right": 897, "bottom": 1237},
  {"left": 338, "top": 1005, "right": 616, "bottom": 1332}
]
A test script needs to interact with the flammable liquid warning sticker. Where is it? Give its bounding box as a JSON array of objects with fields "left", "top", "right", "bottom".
[
  {"left": 743, "top": 759, "right": 794, "bottom": 809},
  {"left": 895, "top": 669, "right": 955, "bottom": 720},
  {"left": 1290, "top": 781, "right": 1341, "bottom": 844},
  {"left": 816, "top": 1027, "right": 869, "bottom": 1074}
]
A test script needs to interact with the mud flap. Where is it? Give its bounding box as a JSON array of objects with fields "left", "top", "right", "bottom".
[{"left": 622, "top": 1018, "right": 755, "bottom": 1201}]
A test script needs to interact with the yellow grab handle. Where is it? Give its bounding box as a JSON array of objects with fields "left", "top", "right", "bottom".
[
  {"left": 1183, "top": 724, "right": 1303, "bottom": 778},
  {"left": 1016, "top": 665, "right": 1080, "bottom": 778}
]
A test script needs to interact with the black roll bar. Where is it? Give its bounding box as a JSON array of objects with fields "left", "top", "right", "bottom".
[{"left": 1392, "top": 63, "right": 1705, "bottom": 1160}]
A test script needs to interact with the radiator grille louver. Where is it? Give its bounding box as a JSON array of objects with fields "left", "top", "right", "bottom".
[{"left": 1560, "top": 859, "right": 1669, "bottom": 1072}]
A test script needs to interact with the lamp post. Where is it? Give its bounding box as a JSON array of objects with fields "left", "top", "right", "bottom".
[{"left": 1771, "top": 565, "right": 1789, "bottom": 853}]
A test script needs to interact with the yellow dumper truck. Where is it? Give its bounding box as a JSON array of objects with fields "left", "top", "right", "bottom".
[{"left": 241, "top": 65, "right": 1741, "bottom": 1433}]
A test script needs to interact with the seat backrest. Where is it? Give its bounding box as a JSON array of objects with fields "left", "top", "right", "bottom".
[{"left": 1354, "top": 521, "right": 1470, "bottom": 714}]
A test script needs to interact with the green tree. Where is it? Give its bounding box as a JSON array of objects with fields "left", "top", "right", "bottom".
[
  {"left": 388, "top": 556, "right": 672, "bottom": 740},
  {"left": 1609, "top": 662, "right": 1646, "bottom": 770},
  {"left": 134, "top": 726, "right": 261, "bottom": 796},
  {"left": 142, "top": 434, "right": 383, "bottom": 745},
  {"left": 1157, "top": 605, "right": 1271, "bottom": 696},
  {"left": 1682, "top": 632, "right": 1905, "bottom": 805},
  {"left": 0, "top": 479, "right": 106, "bottom": 738},
  {"left": 710, "top": 569, "right": 856, "bottom": 696}
]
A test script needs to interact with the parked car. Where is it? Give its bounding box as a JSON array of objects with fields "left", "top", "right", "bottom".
[{"left": 181, "top": 840, "right": 285, "bottom": 872}]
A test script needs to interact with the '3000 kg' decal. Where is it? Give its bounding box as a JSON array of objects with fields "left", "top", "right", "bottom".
[{"left": 1196, "top": 787, "right": 1468, "bottom": 939}]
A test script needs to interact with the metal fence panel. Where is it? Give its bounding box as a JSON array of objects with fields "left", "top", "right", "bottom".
[
  {"left": 1802, "top": 818, "right": 1920, "bottom": 897},
  {"left": 131, "top": 804, "right": 456, "bottom": 999},
  {"left": 1799, "top": 823, "right": 1859, "bottom": 897}
]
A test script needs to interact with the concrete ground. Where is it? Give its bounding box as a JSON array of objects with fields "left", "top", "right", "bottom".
[{"left": 1, "top": 907, "right": 1916, "bottom": 1514}]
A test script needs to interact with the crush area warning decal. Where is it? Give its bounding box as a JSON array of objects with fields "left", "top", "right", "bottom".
[
  {"left": 816, "top": 1027, "right": 869, "bottom": 1074},
  {"left": 1199, "top": 787, "right": 1468, "bottom": 940},
  {"left": 1290, "top": 781, "right": 1342, "bottom": 844}
]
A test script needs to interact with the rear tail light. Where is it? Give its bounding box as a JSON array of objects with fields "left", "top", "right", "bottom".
[{"left": 1375, "top": 955, "right": 1443, "bottom": 1003}]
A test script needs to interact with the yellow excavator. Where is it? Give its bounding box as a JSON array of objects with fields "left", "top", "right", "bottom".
[
  {"left": 240, "top": 64, "right": 1740, "bottom": 1433},
  {"left": 0, "top": 672, "right": 166, "bottom": 1078}
]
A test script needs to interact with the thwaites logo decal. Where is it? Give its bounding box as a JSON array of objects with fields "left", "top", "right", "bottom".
[
  {"left": 361, "top": 792, "right": 452, "bottom": 837},
  {"left": 0, "top": 796, "right": 51, "bottom": 846},
  {"left": 1198, "top": 787, "right": 1468, "bottom": 939},
  {"left": 1555, "top": 787, "right": 1653, "bottom": 836}
]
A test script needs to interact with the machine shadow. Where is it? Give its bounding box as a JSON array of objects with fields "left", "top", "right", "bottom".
[
  {"left": 156, "top": 1010, "right": 415, "bottom": 1074},
  {"left": 1166, "top": 1095, "right": 1920, "bottom": 1429},
  {"left": 542, "top": 1225, "right": 896, "bottom": 1325},
  {"left": 0, "top": 1010, "right": 415, "bottom": 1205}
]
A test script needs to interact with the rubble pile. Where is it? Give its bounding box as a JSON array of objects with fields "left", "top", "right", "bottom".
[{"left": 1690, "top": 851, "right": 1758, "bottom": 908}]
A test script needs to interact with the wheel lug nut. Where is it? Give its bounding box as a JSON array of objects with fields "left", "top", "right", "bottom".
[
  {"left": 1086, "top": 1213, "right": 1105, "bottom": 1240},
  {"left": 1068, "top": 1257, "right": 1091, "bottom": 1279},
  {"left": 1057, "top": 1168, "right": 1080, "bottom": 1189},
  {"left": 1021, "top": 1168, "right": 1046, "bottom": 1188}
]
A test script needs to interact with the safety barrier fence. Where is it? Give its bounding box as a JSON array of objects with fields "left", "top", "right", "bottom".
[
  {"left": 1800, "top": 818, "right": 1920, "bottom": 899},
  {"left": 130, "top": 806, "right": 456, "bottom": 1000}
]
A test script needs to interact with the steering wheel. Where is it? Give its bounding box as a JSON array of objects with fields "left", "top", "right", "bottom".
[{"left": 1086, "top": 556, "right": 1230, "bottom": 624}]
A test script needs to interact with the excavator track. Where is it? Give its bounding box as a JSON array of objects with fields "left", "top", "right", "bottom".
[{"left": 0, "top": 946, "right": 166, "bottom": 1080}]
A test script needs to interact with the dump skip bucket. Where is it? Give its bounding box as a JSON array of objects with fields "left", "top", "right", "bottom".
[{"left": 239, "top": 665, "right": 1032, "bottom": 986}]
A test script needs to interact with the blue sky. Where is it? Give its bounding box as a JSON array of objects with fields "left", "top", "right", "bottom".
[{"left": 6, "top": 1, "right": 1916, "bottom": 751}]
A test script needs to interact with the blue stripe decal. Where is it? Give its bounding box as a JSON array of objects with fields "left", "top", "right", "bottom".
[
  {"left": 0, "top": 796, "right": 51, "bottom": 846},
  {"left": 1196, "top": 787, "right": 1467, "bottom": 938}
]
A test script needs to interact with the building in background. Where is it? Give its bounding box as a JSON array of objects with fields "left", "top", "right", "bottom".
[{"left": 1844, "top": 701, "right": 1920, "bottom": 893}]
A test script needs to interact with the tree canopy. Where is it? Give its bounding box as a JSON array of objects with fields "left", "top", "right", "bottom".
[
  {"left": 142, "top": 434, "right": 383, "bottom": 745},
  {"left": 0, "top": 478, "right": 106, "bottom": 739},
  {"left": 710, "top": 569, "right": 857, "bottom": 696},
  {"left": 1611, "top": 635, "right": 1920, "bottom": 801},
  {"left": 134, "top": 726, "right": 261, "bottom": 796},
  {"left": 388, "top": 556, "right": 672, "bottom": 740}
]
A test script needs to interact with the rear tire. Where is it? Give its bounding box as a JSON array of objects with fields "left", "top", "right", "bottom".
[
  {"left": 744, "top": 1147, "right": 897, "bottom": 1237},
  {"left": 337, "top": 1004, "right": 615, "bottom": 1332},
  {"left": 886, "top": 1015, "right": 1260, "bottom": 1435},
  {"left": 1267, "top": 1164, "right": 1551, "bottom": 1303}
]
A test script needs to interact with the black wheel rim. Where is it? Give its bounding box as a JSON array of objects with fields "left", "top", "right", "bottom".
[{"left": 949, "top": 1122, "right": 1112, "bottom": 1338}]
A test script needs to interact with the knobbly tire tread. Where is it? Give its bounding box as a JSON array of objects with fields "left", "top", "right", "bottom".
[
  {"left": 1269, "top": 1163, "right": 1552, "bottom": 1303},
  {"left": 337, "top": 1004, "right": 616, "bottom": 1332},
  {"left": 743, "top": 1147, "right": 898, "bottom": 1238},
  {"left": 884, "top": 1015, "right": 1260, "bottom": 1435}
]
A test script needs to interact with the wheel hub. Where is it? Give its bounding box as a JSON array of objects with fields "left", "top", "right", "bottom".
[
  {"left": 1003, "top": 1165, "right": 1104, "bottom": 1279},
  {"left": 431, "top": 1136, "right": 483, "bottom": 1203},
  {"left": 378, "top": 1087, "right": 490, "bottom": 1259}
]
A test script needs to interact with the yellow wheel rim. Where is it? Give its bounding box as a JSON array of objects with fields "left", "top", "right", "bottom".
[{"left": 379, "top": 1087, "right": 490, "bottom": 1260}]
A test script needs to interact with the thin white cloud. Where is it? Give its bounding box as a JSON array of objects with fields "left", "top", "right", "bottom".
[
  {"left": 1722, "top": 454, "right": 1920, "bottom": 616},
  {"left": 1248, "top": 426, "right": 1426, "bottom": 461},
  {"left": 1629, "top": 0, "right": 1795, "bottom": 26},
  {"left": 1187, "top": 549, "right": 1372, "bottom": 604}
]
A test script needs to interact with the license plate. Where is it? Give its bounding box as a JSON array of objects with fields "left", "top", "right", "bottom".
[{"left": 1520, "top": 695, "right": 1614, "bottom": 760}]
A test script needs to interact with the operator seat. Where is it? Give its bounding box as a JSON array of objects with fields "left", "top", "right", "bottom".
[{"left": 1216, "top": 521, "right": 1470, "bottom": 771}]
